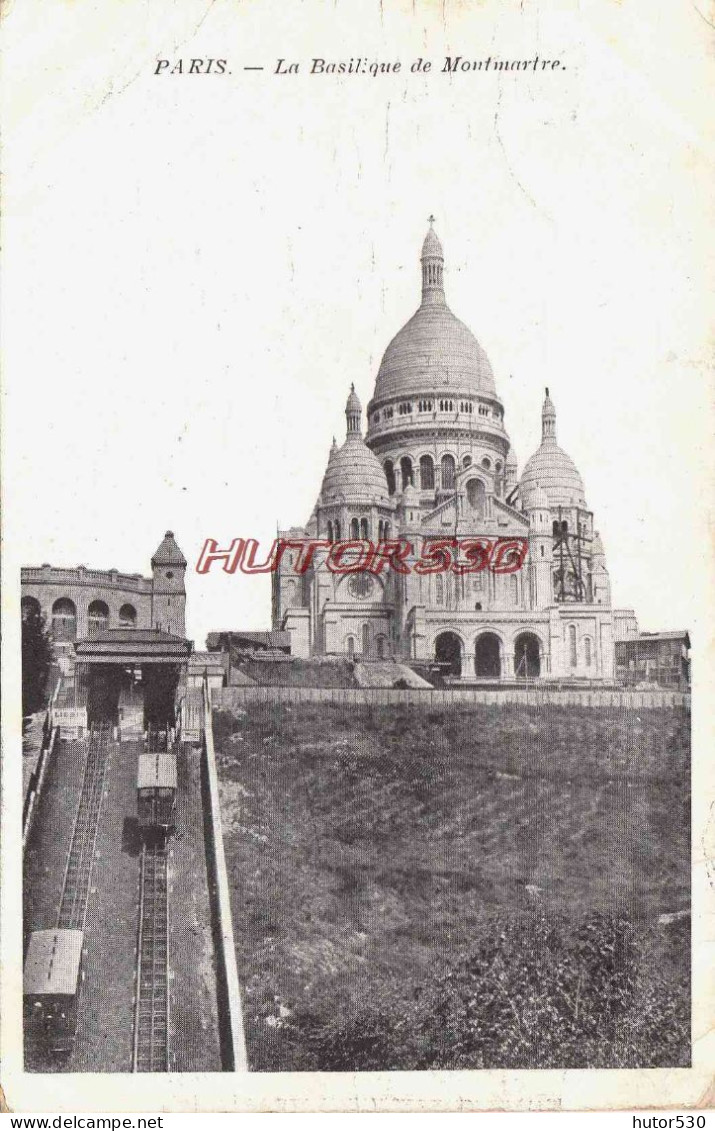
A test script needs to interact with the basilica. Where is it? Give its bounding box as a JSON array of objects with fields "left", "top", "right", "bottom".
[{"left": 272, "top": 223, "right": 632, "bottom": 681}]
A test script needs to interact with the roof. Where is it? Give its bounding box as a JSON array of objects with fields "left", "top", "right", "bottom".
[
  {"left": 75, "top": 629, "right": 192, "bottom": 664},
  {"left": 137, "top": 753, "right": 177, "bottom": 790},
  {"left": 520, "top": 441, "right": 587, "bottom": 509},
  {"left": 206, "top": 630, "right": 291, "bottom": 651},
  {"left": 151, "top": 530, "right": 187, "bottom": 568},
  {"left": 520, "top": 390, "right": 587, "bottom": 509},
  {"left": 24, "top": 930, "right": 83, "bottom": 996},
  {"left": 369, "top": 229, "right": 497, "bottom": 406},
  {"left": 618, "top": 631, "right": 691, "bottom": 647},
  {"left": 319, "top": 432, "right": 390, "bottom": 506}
]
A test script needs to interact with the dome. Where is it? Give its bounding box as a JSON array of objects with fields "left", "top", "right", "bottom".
[
  {"left": 320, "top": 436, "right": 390, "bottom": 505},
  {"left": 520, "top": 390, "right": 587, "bottom": 509},
  {"left": 319, "top": 388, "right": 390, "bottom": 506},
  {"left": 370, "top": 224, "right": 497, "bottom": 405}
]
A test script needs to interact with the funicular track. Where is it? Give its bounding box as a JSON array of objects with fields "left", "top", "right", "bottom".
[
  {"left": 56, "top": 722, "right": 112, "bottom": 931},
  {"left": 133, "top": 840, "right": 170, "bottom": 1071}
]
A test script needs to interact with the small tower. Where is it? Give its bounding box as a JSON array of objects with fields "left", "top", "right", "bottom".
[
  {"left": 527, "top": 485, "right": 553, "bottom": 609},
  {"left": 420, "top": 217, "right": 445, "bottom": 307},
  {"left": 590, "top": 531, "right": 611, "bottom": 606},
  {"left": 150, "top": 531, "right": 187, "bottom": 637}
]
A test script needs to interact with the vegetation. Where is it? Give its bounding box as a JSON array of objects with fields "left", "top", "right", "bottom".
[
  {"left": 238, "top": 657, "right": 358, "bottom": 688},
  {"left": 213, "top": 701, "right": 690, "bottom": 1071},
  {"left": 21, "top": 605, "right": 53, "bottom": 715}
]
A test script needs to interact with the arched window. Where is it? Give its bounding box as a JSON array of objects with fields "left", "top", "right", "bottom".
[
  {"left": 441, "top": 454, "right": 456, "bottom": 490},
  {"left": 569, "top": 624, "right": 577, "bottom": 667},
  {"left": 346, "top": 635, "right": 356, "bottom": 660},
  {"left": 384, "top": 459, "right": 396, "bottom": 495},
  {"left": 360, "top": 517, "right": 369, "bottom": 539},
  {"left": 400, "top": 456, "right": 413, "bottom": 490},
  {"left": 419, "top": 455, "right": 435, "bottom": 490},
  {"left": 481, "top": 457, "right": 492, "bottom": 470},
  {"left": 334, "top": 520, "right": 341, "bottom": 541},
  {"left": 362, "top": 623, "right": 370, "bottom": 657},
  {"left": 350, "top": 518, "right": 360, "bottom": 540},
  {"left": 384, "top": 522, "right": 391, "bottom": 539},
  {"left": 377, "top": 520, "right": 384, "bottom": 541},
  {"left": 119, "top": 603, "right": 137, "bottom": 628},
  {"left": 435, "top": 575, "right": 444, "bottom": 605},
  {"left": 52, "top": 598, "right": 76, "bottom": 642},
  {"left": 21, "top": 596, "right": 41, "bottom": 623},
  {"left": 88, "top": 600, "right": 109, "bottom": 637},
  {"left": 553, "top": 520, "right": 560, "bottom": 537},
  {"left": 375, "top": 633, "right": 387, "bottom": 659},
  {"left": 466, "top": 478, "right": 486, "bottom": 517},
  {"left": 462, "top": 455, "right": 472, "bottom": 469},
  {"left": 285, "top": 579, "right": 298, "bottom": 607},
  {"left": 327, "top": 520, "right": 334, "bottom": 542},
  {"left": 584, "top": 636, "right": 593, "bottom": 667}
]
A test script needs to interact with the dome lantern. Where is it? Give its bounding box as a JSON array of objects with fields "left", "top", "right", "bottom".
[
  {"left": 542, "top": 387, "right": 557, "bottom": 442},
  {"left": 346, "top": 384, "right": 362, "bottom": 435},
  {"left": 421, "top": 215, "right": 445, "bottom": 307}
]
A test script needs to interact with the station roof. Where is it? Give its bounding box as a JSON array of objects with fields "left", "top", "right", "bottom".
[
  {"left": 74, "top": 629, "right": 192, "bottom": 665},
  {"left": 137, "top": 753, "right": 177, "bottom": 790},
  {"left": 206, "top": 630, "right": 291, "bottom": 652},
  {"left": 24, "top": 929, "right": 83, "bottom": 996}
]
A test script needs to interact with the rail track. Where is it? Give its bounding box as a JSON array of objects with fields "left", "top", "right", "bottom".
[
  {"left": 132, "top": 841, "right": 169, "bottom": 1072},
  {"left": 56, "top": 722, "right": 112, "bottom": 931}
]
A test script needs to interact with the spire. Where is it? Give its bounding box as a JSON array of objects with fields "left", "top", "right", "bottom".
[
  {"left": 345, "top": 383, "right": 362, "bottom": 436},
  {"left": 542, "top": 387, "right": 557, "bottom": 443},
  {"left": 421, "top": 216, "right": 445, "bottom": 306}
]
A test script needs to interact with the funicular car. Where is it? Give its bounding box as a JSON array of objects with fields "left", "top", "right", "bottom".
[
  {"left": 24, "top": 928, "right": 83, "bottom": 1056},
  {"left": 137, "top": 751, "right": 177, "bottom": 834}
]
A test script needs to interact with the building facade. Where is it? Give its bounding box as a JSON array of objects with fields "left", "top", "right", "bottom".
[
  {"left": 272, "top": 223, "right": 632, "bottom": 681},
  {"left": 21, "top": 531, "right": 187, "bottom": 652},
  {"left": 615, "top": 631, "right": 691, "bottom": 689}
]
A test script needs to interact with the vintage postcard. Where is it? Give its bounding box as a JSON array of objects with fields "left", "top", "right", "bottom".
[{"left": 1, "top": 0, "right": 713, "bottom": 1115}]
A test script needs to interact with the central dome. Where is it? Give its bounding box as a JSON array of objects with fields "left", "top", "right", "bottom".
[{"left": 370, "top": 224, "right": 497, "bottom": 406}]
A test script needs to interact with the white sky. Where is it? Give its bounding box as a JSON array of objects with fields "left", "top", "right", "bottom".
[{"left": 3, "top": 0, "right": 713, "bottom": 646}]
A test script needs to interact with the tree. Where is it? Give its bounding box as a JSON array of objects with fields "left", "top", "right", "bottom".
[{"left": 22, "top": 605, "right": 53, "bottom": 715}]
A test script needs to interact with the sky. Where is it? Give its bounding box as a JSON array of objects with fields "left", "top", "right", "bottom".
[{"left": 3, "top": 0, "right": 713, "bottom": 647}]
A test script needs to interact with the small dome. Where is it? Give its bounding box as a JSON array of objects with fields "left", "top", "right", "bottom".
[
  {"left": 320, "top": 435, "right": 390, "bottom": 506},
  {"left": 320, "top": 386, "right": 389, "bottom": 506},
  {"left": 402, "top": 480, "right": 418, "bottom": 503},
  {"left": 520, "top": 389, "right": 587, "bottom": 509},
  {"left": 521, "top": 443, "right": 586, "bottom": 509}
]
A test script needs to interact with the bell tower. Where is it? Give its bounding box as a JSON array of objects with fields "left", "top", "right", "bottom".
[{"left": 150, "top": 530, "right": 187, "bottom": 637}]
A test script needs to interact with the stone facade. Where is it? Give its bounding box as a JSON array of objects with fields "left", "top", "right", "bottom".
[
  {"left": 272, "top": 223, "right": 635, "bottom": 681},
  {"left": 21, "top": 531, "right": 187, "bottom": 651}
]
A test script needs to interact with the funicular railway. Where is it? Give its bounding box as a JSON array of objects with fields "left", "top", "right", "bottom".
[{"left": 25, "top": 628, "right": 193, "bottom": 1069}]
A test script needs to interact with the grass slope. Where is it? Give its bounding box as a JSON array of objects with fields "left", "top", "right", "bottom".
[{"left": 214, "top": 702, "right": 690, "bottom": 1070}]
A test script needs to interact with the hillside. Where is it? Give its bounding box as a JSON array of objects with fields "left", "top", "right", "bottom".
[{"left": 213, "top": 701, "right": 690, "bottom": 1071}]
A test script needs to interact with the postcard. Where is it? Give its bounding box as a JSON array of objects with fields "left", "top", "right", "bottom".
[{"left": 2, "top": 0, "right": 713, "bottom": 1114}]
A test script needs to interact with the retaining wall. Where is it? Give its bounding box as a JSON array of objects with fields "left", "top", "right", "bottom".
[
  {"left": 199, "top": 680, "right": 248, "bottom": 1072},
  {"left": 213, "top": 685, "right": 690, "bottom": 711}
]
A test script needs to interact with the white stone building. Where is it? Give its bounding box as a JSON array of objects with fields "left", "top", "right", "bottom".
[{"left": 273, "top": 224, "right": 630, "bottom": 681}]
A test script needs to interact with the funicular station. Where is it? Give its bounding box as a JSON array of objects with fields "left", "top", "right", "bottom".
[{"left": 23, "top": 585, "right": 223, "bottom": 1072}]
